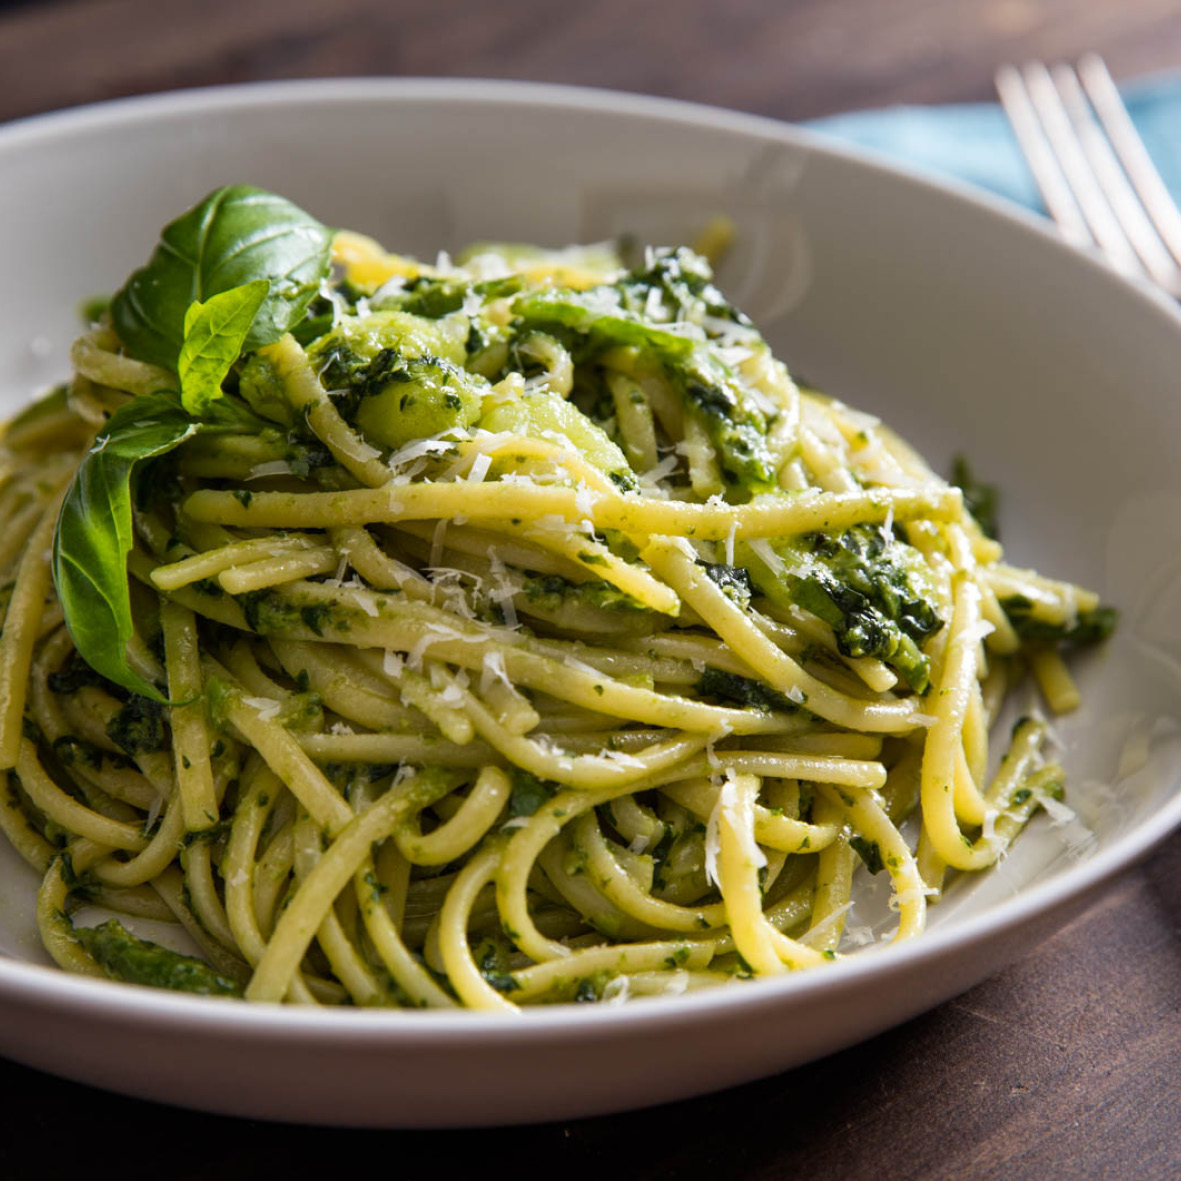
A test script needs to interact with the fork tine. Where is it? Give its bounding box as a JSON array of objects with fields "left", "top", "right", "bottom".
[
  {"left": 1078, "top": 53, "right": 1181, "bottom": 270},
  {"left": 1017, "top": 62, "right": 1145, "bottom": 279},
  {"left": 995, "top": 65, "right": 1093, "bottom": 250},
  {"left": 1051, "top": 63, "right": 1181, "bottom": 294}
]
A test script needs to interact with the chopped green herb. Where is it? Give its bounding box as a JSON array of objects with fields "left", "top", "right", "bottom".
[
  {"left": 696, "top": 666, "right": 799, "bottom": 713},
  {"left": 849, "top": 837, "right": 885, "bottom": 874},
  {"left": 106, "top": 695, "right": 166, "bottom": 755},
  {"left": 74, "top": 919, "right": 242, "bottom": 996},
  {"left": 950, "top": 455, "right": 1000, "bottom": 540},
  {"left": 1000, "top": 598, "right": 1118, "bottom": 646},
  {"left": 742, "top": 524, "right": 943, "bottom": 693},
  {"left": 507, "top": 771, "right": 559, "bottom": 819}
]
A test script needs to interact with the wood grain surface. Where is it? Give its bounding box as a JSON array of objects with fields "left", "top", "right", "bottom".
[
  {"left": 5, "top": 0, "right": 1181, "bottom": 123},
  {"left": 0, "top": 1, "right": 1178, "bottom": 1177}
]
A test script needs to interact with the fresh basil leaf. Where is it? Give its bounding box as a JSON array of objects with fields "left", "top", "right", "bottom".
[
  {"left": 52, "top": 393, "right": 202, "bottom": 701},
  {"left": 177, "top": 280, "right": 269, "bottom": 414},
  {"left": 111, "top": 185, "right": 333, "bottom": 369}
]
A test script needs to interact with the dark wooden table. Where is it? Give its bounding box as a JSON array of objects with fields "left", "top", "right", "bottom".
[{"left": 0, "top": 1, "right": 1178, "bottom": 1176}]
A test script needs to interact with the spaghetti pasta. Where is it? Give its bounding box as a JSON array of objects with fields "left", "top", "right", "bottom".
[{"left": 0, "top": 187, "right": 1115, "bottom": 1008}]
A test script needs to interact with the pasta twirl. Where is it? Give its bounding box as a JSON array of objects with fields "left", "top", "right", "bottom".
[{"left": 0, "top": 186, "right": 1115, "bottom": 1008}]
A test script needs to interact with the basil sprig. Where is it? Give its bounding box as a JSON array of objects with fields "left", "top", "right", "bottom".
[
  {"left": 52, "top": 395, "right": 202, "bottom": 701},
  {"left": 53, "top": 186, "right": 334, "bottom": 698},
  {"left": 177, "top": 279, "right": 270, "bottom": 414},
  {"left": 111, "top": 185, "right": 334, "bottom": 369}
]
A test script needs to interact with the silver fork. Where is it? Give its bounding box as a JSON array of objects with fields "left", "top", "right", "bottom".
[{"left": 995, "top": 54, "right": 1181, "bottom": 298}]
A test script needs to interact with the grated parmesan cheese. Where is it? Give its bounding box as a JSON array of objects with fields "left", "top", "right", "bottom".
[
  {"left": 480, "top": 649, "right": 511, "bottom": 696},
  {"left": 145, "top": 791, "right": 165, "bottom": 833},
  {"left": 372, "top": 275, "right": 407, "bottom": 301},
  {"left": 747, "top": 537, "right": 786, "bottom": 578},
  {"left": 242, "top": 695, "right": 282, "bottom": 721},
  {"left": 429, "top": 519, "right": 448, "bottom": 568},
  {"left": 640, "top": 453, "right": 680, "bottom": 486},
  {"left": 602, "top": 975, "right": 632, "bottom": 1005},
  {"left": 799, "top": 901, "right": 854, "bottom": 947},
  {"left": 248, "top": 460, "right": 293, "bottom": 480},
  {"left": 466, "top": 452, "right": 492, "bottom": 485},
  {"left": 704, "top": 789, "right": 722, "bottom": 888}
]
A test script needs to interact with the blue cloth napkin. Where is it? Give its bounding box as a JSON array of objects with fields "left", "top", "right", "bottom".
[{"left": 805, "top": 73, "right": 1181, "bottom": 215}]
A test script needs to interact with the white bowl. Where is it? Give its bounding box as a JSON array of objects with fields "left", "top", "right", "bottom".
[{"left": 0, "top": 79, "right": 1179, "bottom": 1128}]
